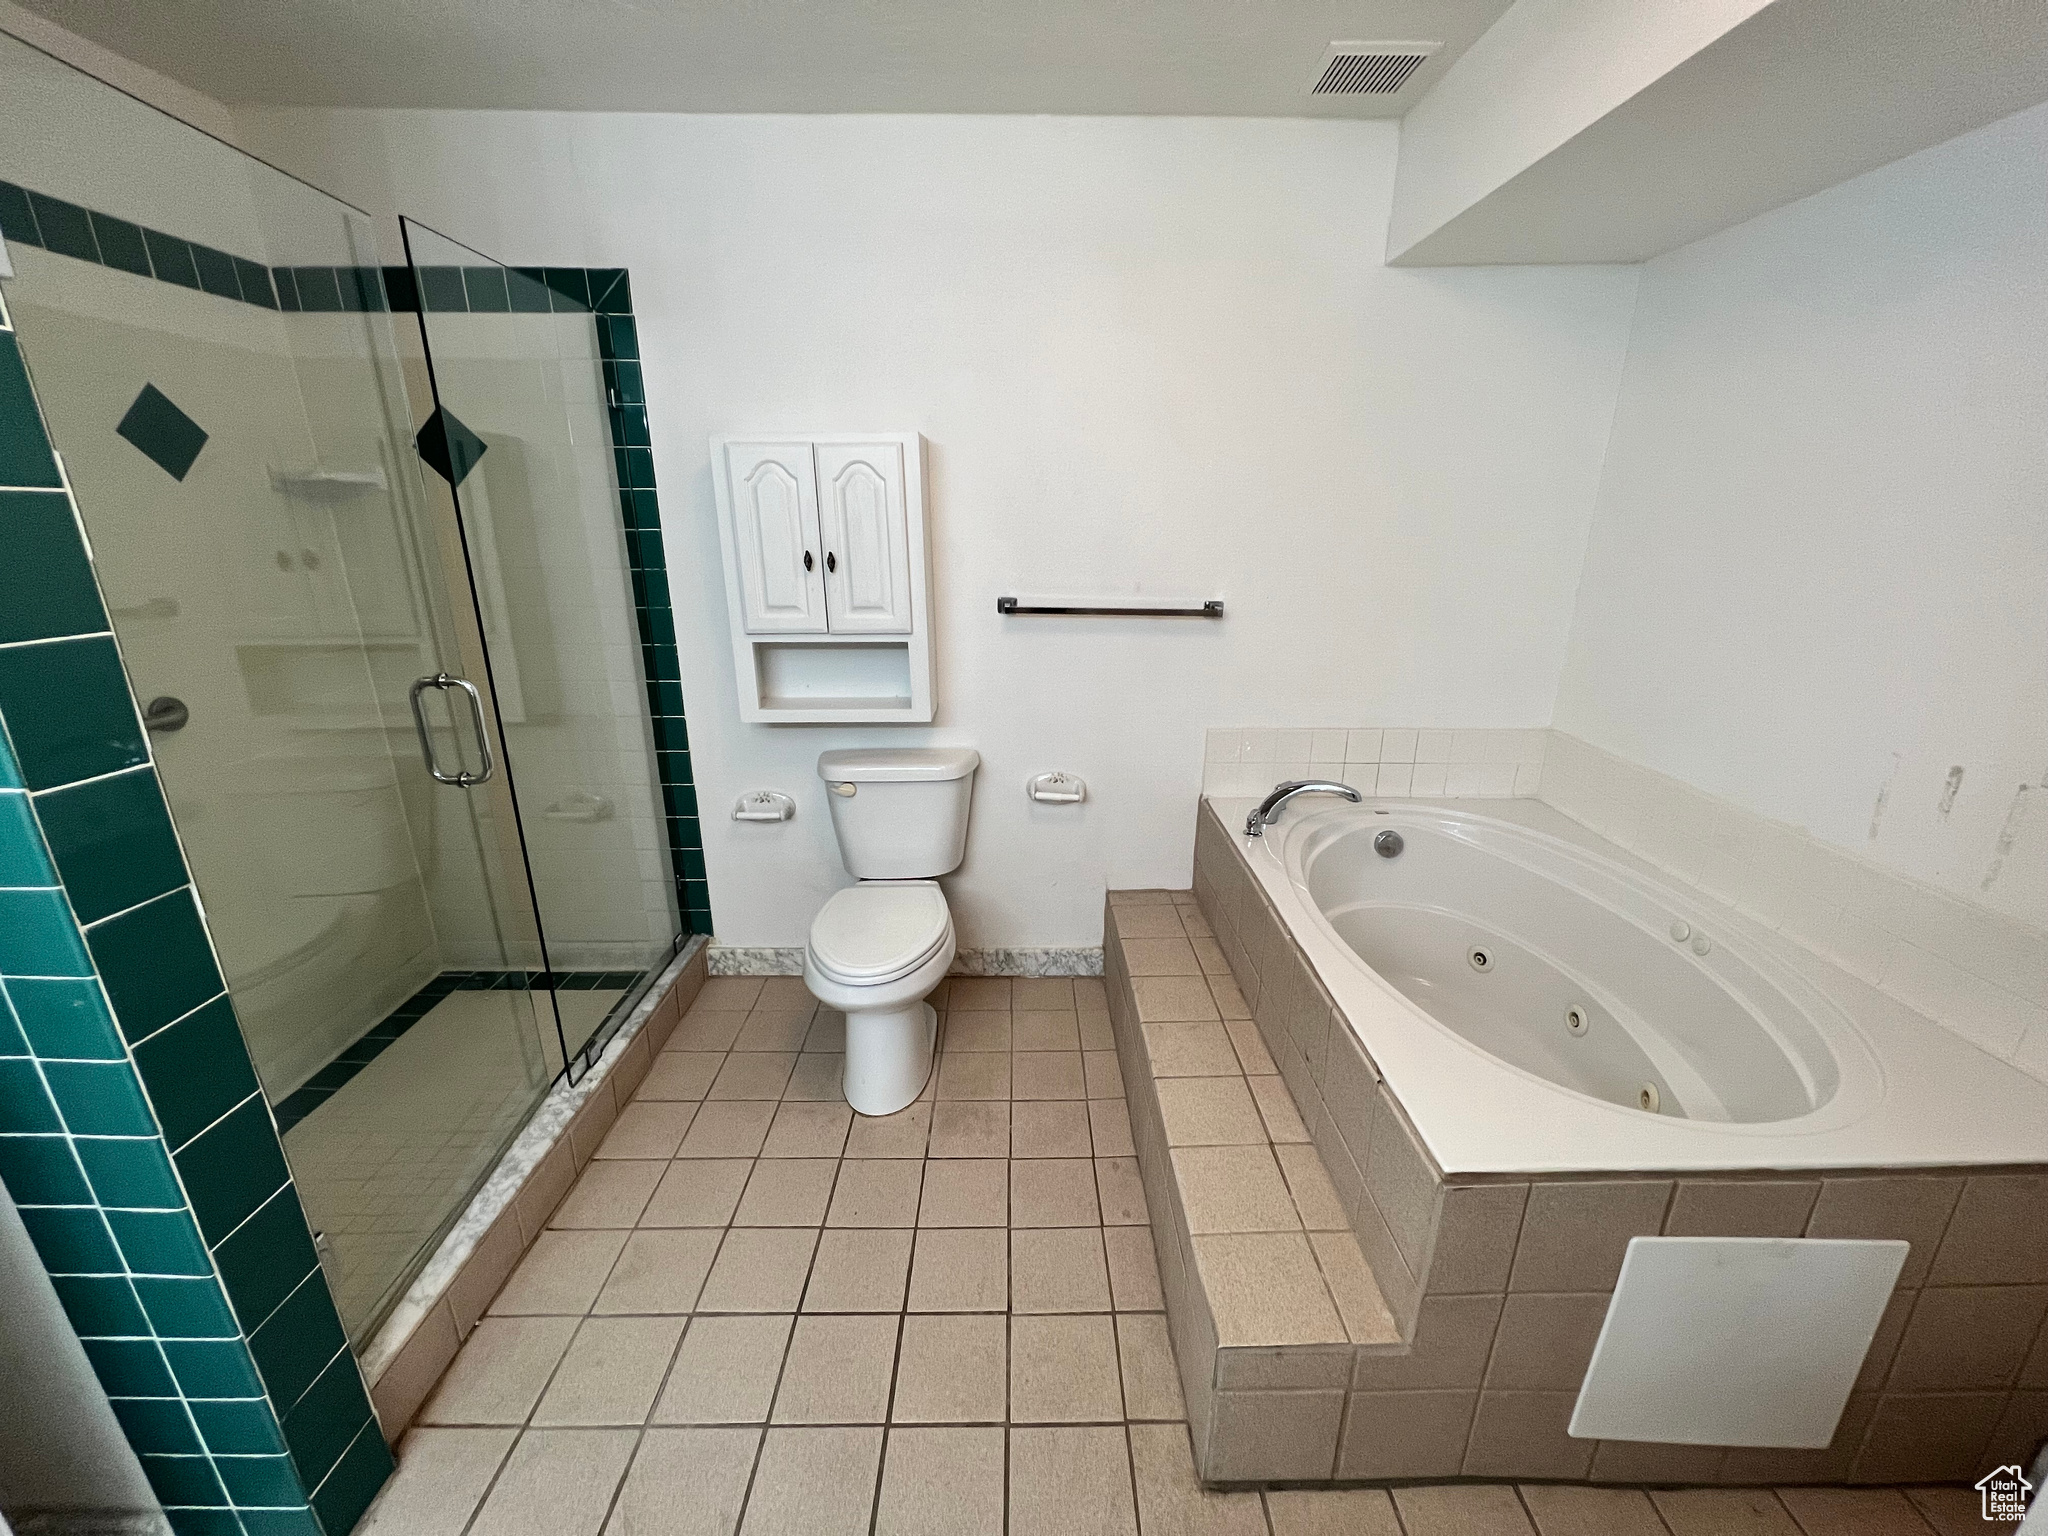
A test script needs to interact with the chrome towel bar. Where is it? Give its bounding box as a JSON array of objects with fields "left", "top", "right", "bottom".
[{"left": 996, "top": 597, "right": 1224, "bottom": 617}]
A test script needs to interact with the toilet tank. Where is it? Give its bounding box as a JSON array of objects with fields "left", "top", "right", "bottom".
[{"left": 818, "top": 747, "right": 980, "bottom": 879}]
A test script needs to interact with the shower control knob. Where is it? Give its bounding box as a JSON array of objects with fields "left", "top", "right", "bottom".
[
  {"left": 143, "top": 696, "right": 189, "bottom": 733},
  {"left": 1691, "top": 935, "right": 1713, "bottom": 956},
  {"left": 1669, "top": 920, "right": 1691, "bottom": 943}
]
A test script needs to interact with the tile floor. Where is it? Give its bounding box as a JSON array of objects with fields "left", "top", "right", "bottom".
[{"left": 361, "top": 974, "right": 2012, "bottom": 1536}]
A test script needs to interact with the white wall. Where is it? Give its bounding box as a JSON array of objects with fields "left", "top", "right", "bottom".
[
  {"left": 235, "top": 109, "right": 1641, "bottom": 951},
  {"left": 1555, "top": 99, "right": 2048, "bottom": 929}
]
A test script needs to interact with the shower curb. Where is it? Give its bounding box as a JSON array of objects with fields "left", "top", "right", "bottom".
[{"left": 357, "top": 935, "right": 709, "bottom": 1436}]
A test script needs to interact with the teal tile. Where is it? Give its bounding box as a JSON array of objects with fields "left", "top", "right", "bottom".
[
  {"left": 282, "top": 1349, "right": 373, "bottom": 1487},
  {"left": 141, "top": 1453, "right": 228, "bottom": 1507},
  {"left": 0, "top": 180, "right": 40, "bottom": 246},
  {"left": 37, "top": 768, "right": 187, "bottom": 925},
  {"left": 133, "top": 995, "right": 260, "bottom": 1145},
  {"left": 135, "top": 1275, "right": 241, "bottom": 1338},
  {"left": 52, "top": 1272, "right": 149, "bottom": 1335},
  {"left": 0, "top": 729, "right": 20, "bottom": 789},
  {"left": 215, "top": 1185, "right": 320, "bottom": 1328},
  {"left": 89, "top": 213, "right": 151, "bottom": 278},
  {"left": 162, "top": 1336, "right": 265, "bottom": 1399},
  {"left": 0, "top": 331, "right": 63, "bottom": 489},
  {"left": 107, "top": 1207, "right": 214, "bottom": 1276},
  {"left": 249, "top": 1270, "right": 346, "bottom": 1411},
  {"left": 173, "top": 1095, "right": 287, "bottom": 1241},
  {"left": 82, "top": 1336, "right": 177, "bottom": 1396},
  {"left": 25, "top": 193, "right": 93, "bottom": 261},
  {"left": 43, "top": 1058, "right": 159, "bottom": 1136},
  {"left": 238, "top": 1507, "right": 322, "bottom": 1536},
  {"left": 309, "top": 1420, "right": 392, "bottom": 1536},
  {"left": 116, "top": 384, "right": 208, "bottom": 481},
  {"left": 22, "top": 1205, "right": 121, "bottom": 1272},
  {"left": 217, "top": 1453, "right": 305, "bottom": 1507},
  {"left": 0, "top": 789, "right": 55, "bottom": 881},
  {"left": 141, "top": 231, "right": 200, "bottom": 291},
  {"left": 0, "top": 888, "right": 92, "bottom": 977},
  {"left": 0, "top": 1131, "right": 90, "bottom": 1202},
  {"left": 9, "top": 977, "right": 123, "bottom": 1058},
  {"left": 0, "top": 1057, "right": 62, "bottom": 1133},
  {"left": 110, "top": 1396, "right": 205, "bottom": 1455},
  {"left": 165, "top": 1508, "right": 245, "bottom": 1536},
  {"left": 0, "top": 636, "right": 146, "bottom": 790},
  {"left": 0, "top": 491, "right": 103, "bottom": 646},
  {"left": 76, "top": 1135, "right": 184, "bottom": 1208},
  {"left": 190, "top": 1397, "right": 287, "bottom": 1457},
  {"left": 0, "top": 989, "right": 27, "bottom": 1056},
  {"left": 87, "top": 887, "right": 223, "bottom": 1043}
]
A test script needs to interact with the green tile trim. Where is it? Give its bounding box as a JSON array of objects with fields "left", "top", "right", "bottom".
[{"left": 0, "top": 299, "right": 386, "bottom": 1531}]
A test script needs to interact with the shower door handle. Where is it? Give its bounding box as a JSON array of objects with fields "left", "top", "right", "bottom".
[{"left": 409, "top": 673, "right": 495, "bottom": 787}]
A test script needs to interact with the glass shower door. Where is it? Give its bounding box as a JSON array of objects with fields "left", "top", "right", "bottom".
[{"left": 400, "top": 219, "right": 683, "bottom": 1076}]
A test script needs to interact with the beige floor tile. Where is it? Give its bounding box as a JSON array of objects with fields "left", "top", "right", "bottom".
[
  {"left": 1264, "top": 1487, "right": 1402, "bottom": 1536},
  {"left": 943, "top": 1011, "right": 1012, "bottom": 1051},
  {"left": 759, "top": 1101, "right": 852, "bottom": 1158},
  {"left": 1096, "top": 1157, "right": 1151, "bottom": 1225},
  {"left": 670, "top": 1010, "right": 748, "bottom": 1052},
  {"left": 754, "top": 977, "right": 814, "bottom": 1008},
  {"left": 1129, "top": 1421, "right": 1265, "bottom": 1535},
  {"left": 1907, "top": 1485, "right": 2024, "bottom": 1535},
  {"left": 938, "top": 1051, "right": 1012, "bottom": 1100},
  {"left": 733, "top": 1159, "right": 838, "bottom": 1226},
  {"left": 1773, "top": 1487, "right": 1936, "bottom": 1536},
  {"left": 1012, "top": 1010, "right": 1081, "bottom": 1051},
  {"left": 772, "top": 1314, "right": 900, "bottom": 1424},
  {"left": 468, "top": 1427, "right": 638, "bottom": 1536},
  {"left": 1246, "top": 1072, "right": 1307, "bottom": 1139},
  {"left": 1124, "top": 936, "right": 1203, "bottom": 975},
  {"left": 1012, "top": 1100, "right": 1093, "bottom": 1158},
  {"left": 1011, "top": 1227, "right": 1113, "bottom": 1313},
  {"left": 1310, "top": 1230, "right": 1400, "bottom": 1344},
  {"left": 489, "top": 1230, "right": 629, "bottom": 1316},
  {"left": 1518, "top": 1485, "right": 1668, "bottom": 1535},
  {"left": 593, "top": 1228, "right": 722, "bottom": 1315},
  {"left": 782, "top": 1053, "right": 845, "bottom": 1101},
  {"left": 534, "top": 1315, "right": 688, "bottom": 1426},
  {"left": 420, "top": 1316, "right": 580, "bottom": 1424},
  {"left": 907, "top": 1226, "right": 1008, "bottom": 1311},
  {"left": 949, "top": 978, "right": 1012, "bottom": 1009},
  {"left": 708, "top": 1051, "right": 798, "bottom": 1100},
  {"left": 554, "top": 1160, "right": 667, "bottom": 1228},
  {"left": 1172, "top": 1144, "right": 1300, "bottom": 1233},
  {"left": 918, "top": 1158, "right": 1009, "bottom": 1226},
  {"left": 1649, "top": 1489, "right": 1801, "bottom": 1536},
  {"left": 597, "top": 1101, "right": 698, "bottom": 1160},
  {"left": 802, "top": 1228, "right": 914, "bottom": 1312},
  {"left": 1276, "top": 1144, "right": 1348, "bottom": 1230},
  {"left": 733, "top": 1013, "right": 813, "bottom": 1054},
  {"left": 1157, "top": 1076, "right": 1267, "bottom": 1146},
  {"left": 1009, "top": 1425, "right": 1137, "bottom": 1536},
  {"left": 739, "top": 1426, "right": 883, "bottom": 1536},
  {"left": 1193, "top": 1232, "right": 1345, "bottom": 1346},
  {"left": 1011, "top": 1158, "right": 1102, "bottom": 1226},
  {"left": 1010, "top": 1313, "right": 1124, "bottom": 1422},
  {"left": 604, "top": 1426, "right": 760, "bottom": 1536},
  {"left": 652, "top": 1313, "right": 795, "bottom": 1424},
  {"left": 1393, "top": 1485, "right": 1536, "bottom": 1535},
  {"left": 641, "top": 1159, "right": 752, "bottom": 1227},
  {"left": 891, "top": 1314, "right": 1007, "bottom": 1423},
  {"left": 1013, "top": 1050, "right": 1086, "bottom": 1100},
  {"left": 1084, "top": 1050, "right": 1125, "bottom": 1100},
  {"left": 1104, "top": 1226, "right": 1167, "bottom": 1311},
  {"left": 1141, "top": 1020, "right": 1237, "bottom": 1075},
  {"left": 845, "top": 1101, "right": 933, "bottom": 1158},
  {"left": 874, "top": 1426, "right": 1004, "bottom": 1536},
  {"left": 1079, "top": 1011, "right": 1115, "bottom": 1051},
  {"left": 1090, "top": 1099, "right": 1138, "bottom": 1157},
  {"left": 675, "top": 1101, "right": 776, "bottom": 1159},
  {"left": 638, "top": 1052, "right": 723, "bottom": 1102},
  {"left": 360, "top": 1427, "right": 516, "bottom": 1536},
  {"left": 1133, "top": 977, "right": 1222, "bottom": 1026},
  {"left": 803, "top": 1010, "right": 846, "bottom": 1052},
  {"left": 697, "top": 1228, "right": 819, "bottom": 1313},
  {"left": 696, "top": 979, "right": 765, "bottom": 1011},
  {"left": 1116, "top": 1313, "right": 1186, "bottom": 1419},
  {"left": 1112, "top": 906, "right": 1189, "bottom": 938},
  {"left": 929, "top": 1101, "right": 1010, "bottom": 1157},
  {"left": 827, "top": 1158, "right": 924, "bottom": 1226},
  {"left": 1014, "top": 977, "right": 1076, "bottom": 1009}
]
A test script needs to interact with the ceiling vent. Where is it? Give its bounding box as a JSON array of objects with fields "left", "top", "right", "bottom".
[{"left": 1310, "top": 41, "right": 1440, "bottom": 96}]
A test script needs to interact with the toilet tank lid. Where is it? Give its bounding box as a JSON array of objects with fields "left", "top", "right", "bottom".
[{"left": 818, "top": 747, "right": 980, "bottom": 783}]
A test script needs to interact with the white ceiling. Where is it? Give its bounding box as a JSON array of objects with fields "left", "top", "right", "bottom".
[{"left": 12, "top": 0, "right": 1512, "bottom": 114}]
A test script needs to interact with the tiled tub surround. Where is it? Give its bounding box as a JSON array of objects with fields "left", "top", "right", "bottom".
[
  {"left": 1202, "top": 727, "right": 1550, "bottom": 801},
  {"left": 0, "top": 292, "right": 390, "bottom": 1534},
  {"left": 1170, "top": 797, "right": 2048, "bottom": 1485}
]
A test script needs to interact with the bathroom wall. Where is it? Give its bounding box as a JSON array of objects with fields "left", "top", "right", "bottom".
[
  {"left": 1553, "top": 100, "right": 2048, "bottom": 936},
  {"left": 233, "top": 109, "right": 1643, "bottom": 952}
]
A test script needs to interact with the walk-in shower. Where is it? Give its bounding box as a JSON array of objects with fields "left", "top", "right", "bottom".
[{"left": 0, "top": 33, "right": 699, "bottom": 1343}]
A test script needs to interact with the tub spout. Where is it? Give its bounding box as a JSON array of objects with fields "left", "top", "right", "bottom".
[{"left": 1245, "top": 779, "right": 1361, "bottom": 836}]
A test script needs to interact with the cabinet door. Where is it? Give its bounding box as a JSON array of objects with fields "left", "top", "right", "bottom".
[
  {"left": 724, "top": 440, "right": 826, "bottom": 633},
  {"left": 816, "top": 440, "right": 913, "bottom": 634}
]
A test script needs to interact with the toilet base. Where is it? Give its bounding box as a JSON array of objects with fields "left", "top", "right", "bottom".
[{"left": 843, "top": 1000, "right": 938, "bottom": 1116}]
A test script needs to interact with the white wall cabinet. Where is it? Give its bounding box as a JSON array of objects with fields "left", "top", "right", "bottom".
[{"left": 713, "top": 433, "right": 933, "bottom": 723}]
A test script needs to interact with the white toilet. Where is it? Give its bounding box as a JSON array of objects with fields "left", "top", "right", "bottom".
[{"left": 804, "top": 746, "right": 979, "bottom": 1115}]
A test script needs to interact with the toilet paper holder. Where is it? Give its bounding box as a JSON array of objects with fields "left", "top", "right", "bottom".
[
  {"left": 1027, "top": 772, "right": 1086, "bottom": 805},
  {"left": 734, "top": 790, "right": 796, "bottom": 822}
]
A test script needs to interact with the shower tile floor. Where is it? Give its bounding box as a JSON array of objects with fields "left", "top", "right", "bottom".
[
  {"left": 362, "top": 973, "right": 2009, "bottom": 1536},
  {"left": 288, "top": 989, "right": 623, "bottom": 1332}
]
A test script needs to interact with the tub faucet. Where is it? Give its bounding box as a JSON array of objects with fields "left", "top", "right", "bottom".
[{"left": 1245, "top": 779, "right": 1361, "bottom": 837}]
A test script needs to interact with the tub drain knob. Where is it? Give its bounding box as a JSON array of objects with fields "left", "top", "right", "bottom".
[{"left": 1373, "top": 830, "right": 1404, "bottom": 858}]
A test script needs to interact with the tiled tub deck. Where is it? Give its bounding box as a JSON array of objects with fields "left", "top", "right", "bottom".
[{"left": 1097, "top": 799, "right": 2048, "bottom": 1488}]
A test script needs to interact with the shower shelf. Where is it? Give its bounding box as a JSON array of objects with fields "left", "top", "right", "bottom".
[{"left": 269, "top": 466, "right": 389, "bottom": 498}]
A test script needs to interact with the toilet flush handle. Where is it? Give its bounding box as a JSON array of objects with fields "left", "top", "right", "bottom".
[{"left": 829, "top": 782, "right": 857, "bottom": 798}]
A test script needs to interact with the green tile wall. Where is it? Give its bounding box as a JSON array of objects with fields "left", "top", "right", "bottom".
[{"left": 0, "top": 288, "right": 392, "bottom": 1536}]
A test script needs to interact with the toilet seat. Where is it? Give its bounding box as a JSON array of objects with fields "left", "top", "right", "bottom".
[{"left": 808, "top": 881, "right": 952, "bottom": 987}]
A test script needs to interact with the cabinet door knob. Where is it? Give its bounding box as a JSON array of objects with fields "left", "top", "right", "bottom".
[
  {"left": 803, "top": 550, "right": 814, "bottom": 572},
  {"left": 826, "top": 551, "right": 837, "bottom": 573}
]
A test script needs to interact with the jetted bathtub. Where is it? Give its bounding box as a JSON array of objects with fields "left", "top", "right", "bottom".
[{"left": 1227, "top": 797, "right": 2048, "bottom": 1174}]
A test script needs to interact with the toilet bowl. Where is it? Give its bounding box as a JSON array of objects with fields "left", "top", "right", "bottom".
[{"left": 804, "top": 747, "right": 979, "bottom": 1116}]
